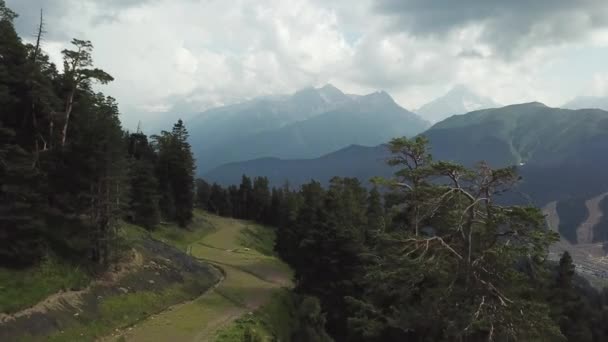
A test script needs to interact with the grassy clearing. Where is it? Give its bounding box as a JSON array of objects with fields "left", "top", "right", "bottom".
[
  {"left": 150, "top": 210, "right": 217, "bottom": 251},
  {"left": 0, "top": 257, "right": 90, "bottom": 314},
  {"left": 46, "top": 276, "right": 210, "bottom": 342},
  {"left": 215, "top": 289, "right": 297, "bottom": 342},
  {"left": 0, "top": 222, "right": 145, "bottom": 315},
  {"left": 238, "top": 223, "right": 278, "bottom": 257},
  {"left": 111, "top": 213, "right": 293, "bottom": 342},
  {"left": 2, "top": 212, "right": 222, "bottom": 342}
]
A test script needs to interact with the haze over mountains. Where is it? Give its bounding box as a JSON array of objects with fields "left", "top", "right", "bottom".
[
  {"left": 416, "top": 85, "right": 500, "bottom": 123},
  {"left": 563, "top": 96, "right": 608, "bottom": 111},
  {"left": 179, "top": 82, "right": 608, "bottom": 246},
  {"left": 188, "top": 85, "right": 429, "bottom": 173}
]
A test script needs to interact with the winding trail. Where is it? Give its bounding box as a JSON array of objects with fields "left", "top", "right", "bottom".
[{"left": 104, "top": 215, "right": 291, "bottom": 342}]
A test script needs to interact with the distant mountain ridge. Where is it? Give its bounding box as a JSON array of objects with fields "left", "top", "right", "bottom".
[
  {"left": 204, "top": 103, "right": 608, "bottom": 244},
  {"left": 416, "top": 85, "right": 500, "bottom": 123},
  {"left": 188, "top": 85, "right": 430, "bottom": 173}
]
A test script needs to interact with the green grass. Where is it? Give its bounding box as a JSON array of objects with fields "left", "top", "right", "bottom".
[
  {"left": 239, "top": 223, "right": 277, "bottom": 256},
  {"left": 40, "top": 213, "right": 222, "bottom": 341},
  {"left": 150, "top": 210, "right": 217, "bottom": 251},
  {"left": 0, "top": 257, "right": 90, "bottom": 314},
  {"left": 0, "top": 222, "right": 143, "bottom": 315},
  {"left": 215, "top": 289, "right": 297, "bottom": 342},
  {"left": 45, "top": 276, "right": 209, "bottom": 342},
  {"left": 4, "top": 212, "right": 290, "bottom": 342},
  {"left": 111, "top": 213, "right": 293, "bottom": 342},
  {"left": 118, "top": 221, "right": 149, "bottom": 241}
]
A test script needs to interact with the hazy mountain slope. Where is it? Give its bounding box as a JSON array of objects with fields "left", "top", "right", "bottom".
[
  {"left": 204, "top": 144, "right": 391, "bottom": 188},
  {"left": 201, "top": 91, "right": 429, "bottom": 170},
  {"left": 416, "top": 85, "right": 500, "bottom": 123},
  {"left": 206, "top": 103, "right": 608, "bottom": 189},
  {"left": 204, "top": 103, "right": 608, "bottom": 242},
  {"left": 188, "top": 84, "right": 349, "bottom": 154},
  {"left": 190, "top": 85, "right": 429, "bottom": 173}
]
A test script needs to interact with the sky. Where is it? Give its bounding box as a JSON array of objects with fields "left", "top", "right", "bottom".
[{"left": 7, "top": 0, "right": 608, "bottom": 129}]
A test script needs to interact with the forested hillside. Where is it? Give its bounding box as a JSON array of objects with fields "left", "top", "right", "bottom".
[
  {"left": 0, "top": 1, "right": 195, "bottom": 268},
  {"left": 199, "top": 137, "right": 608, "bottom": 341},
  {"left": 205, "top": 102, "right": 608, "bottom": 244}
]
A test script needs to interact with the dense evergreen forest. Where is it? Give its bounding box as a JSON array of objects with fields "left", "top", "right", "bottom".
[
  {"left": 200, "top": 138, "right": 608, "bottom": 342},
  {"left": 3, "top": 1, "right": 608, "bottom": 341},
  {"left": 0, "top": 1, "right": 195, "bottom": 268}
]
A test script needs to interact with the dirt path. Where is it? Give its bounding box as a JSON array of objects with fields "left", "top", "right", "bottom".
[{"left": 104, "top": 216, "right": 291, "bottom": 342}]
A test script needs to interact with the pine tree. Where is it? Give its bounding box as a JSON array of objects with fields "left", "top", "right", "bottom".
[
  {"left": 0, "top": 7, "right": 45, "bottom": 266},
  {"left": 268, "top": 187, "right": 284, "bottom": 226},
  {"left": 549, "top": 252, "right": 594, "bottom": 341},
  {"left": 195, "top": 178, "right": 212, "bottom": 210},
  {"left": 126, "top": 132, "right": 161, "bottom": 229},
  {"left": 297, "top": 178, "right": 367, "bottom": 338},
  {"left": 209, "top": 183, "right": 232, "bottom": 217},
  {"left": 228, "top": 185, "right": 240, "bottom": 218},
  {"left": 153, "top": 120, "right": 196, "bottom": 227},
  {"left": 171, "top": 120, "right": 195, "bottom": 226},
  {"left": 0, "top": 6, "right": 30, "bottom": 143},
  {"left": 252, "top": 176, "right": 271, "bottom": 223},
  {"left": 238, "top": 175, "right": 253, "bottom": 219},
  {"left": 348, "top": 137, "right": 562, "bottom": 341},
  {"left": 275, "top": 181, "right": 324, "bottom": 266},
  {"left": 0, "top": 124, "right": 45, "bottom": 266},
  {"left": 557, "top": 251, "right": 575, "bottom": 289},
  {"left": 59, "top": 39, "right": 113, "bottom": 147},
  {"left": 61, "top": 94, "right": 126, "bottom": 264},
  {"left": 366, "top": 186, "right": 384, "bottom": 245}
]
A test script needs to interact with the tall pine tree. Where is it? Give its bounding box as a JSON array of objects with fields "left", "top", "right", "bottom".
[{"left": 153, "top": 119, "right": 195, "bottom": 227}]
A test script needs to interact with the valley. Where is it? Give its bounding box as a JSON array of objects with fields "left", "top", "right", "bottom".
[{"left": 545, "top": 195, "right": 608, "bottom": 287}]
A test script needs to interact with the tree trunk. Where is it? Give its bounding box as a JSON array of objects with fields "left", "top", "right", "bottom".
[{"left": 60, "top": 90, "right": 75, "bottom": 148}]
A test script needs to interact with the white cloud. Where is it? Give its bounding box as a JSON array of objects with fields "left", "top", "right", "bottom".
[
  {"left": 589, "top": 73, "right": 608, "bottom": 96},
  {"left": 7, "top": 0, "right": 608, "bottom": 129}
]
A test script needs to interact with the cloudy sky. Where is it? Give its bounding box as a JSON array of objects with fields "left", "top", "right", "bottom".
[{"left": 7, "top": 0, "right": 608, "bottom": 129}]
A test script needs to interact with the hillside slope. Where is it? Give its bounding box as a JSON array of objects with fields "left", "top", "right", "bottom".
[
  {"left": 0, "top": 216, "right": 222, "bottom": 341},
  {"left": 206, "top": 103, "right": 608, "bottom": 188},
  {"left": 187, "top": 85, "right": 428, "bottom": 173},
  {"left": 107, "top": 213, "right": 292, "bottom": 342},
  {"left": 204, "top": 92, "right": 427, "bottom": 167},
  {"left": 205, "top": 103, "right": 608, "bottom": 243},
  {"left": 204, "top": 144, "right": 390, "bottom": 188}
]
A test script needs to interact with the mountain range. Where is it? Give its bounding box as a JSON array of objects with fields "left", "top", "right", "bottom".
[
  {"left": 204, "top": 102, "right": 608, "bottom": 245},
  {"left": 187, "top": 85, "right": 429, "bottom": 173},
  {"left": 416, "top": 85, "right": 500, "bottom": 123}
]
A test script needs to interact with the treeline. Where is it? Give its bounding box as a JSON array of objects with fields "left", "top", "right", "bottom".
[
  {"left": 0, "top": 1, "right": 195, "bottom": 269},
  {"left": 195, "top": 175, "right": 291, "bottom": 227},
  {"left": 222, "top": 137, "right": 608, "bottom": 341}
]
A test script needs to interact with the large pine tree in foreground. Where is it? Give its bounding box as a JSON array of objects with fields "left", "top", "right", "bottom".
[{"left": 347, "top": 137, "right": 562, "bottom": 341}]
